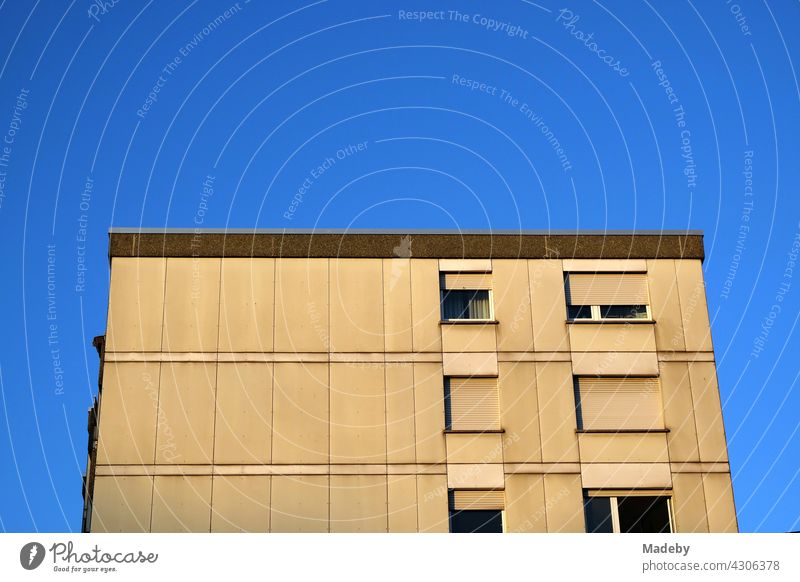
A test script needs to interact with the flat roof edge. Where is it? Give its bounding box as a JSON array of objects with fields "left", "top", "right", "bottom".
[
  {"left": 109, "top": 227, "right": 704, "bottom": 235},
  {"left": 107, "top": 229, "right": 705, "bottom": 260}
]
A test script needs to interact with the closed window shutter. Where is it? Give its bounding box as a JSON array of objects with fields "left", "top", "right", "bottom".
[
  {"left": 452, "top": 490, "right": 505, "bottom": 510},
  {"left": 577, "top": 377, "right": 663, "bottom": 430},
  {"left": 448, "top": 378, "right": 500, "bottom": 431},
  {"left": 442, "top": 273, "right": 492, "bottom": 290},
  {"left": 566, "top": 274, "right": 648, "bottom": 305}
]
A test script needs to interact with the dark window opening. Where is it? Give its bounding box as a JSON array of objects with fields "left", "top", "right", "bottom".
[
  {"left": 584, "top": 497, "right": 614, "bottom": 533},
  {"left": 443, "top": 380, "right": 452, "bottom": 430},
  {"left": 573, "top": 378, "right": 584, "bottom": 431},
  {"left": 599, "top": 305, "right": 649, "bottom": 319},
  {"left": 441, "top": 290, "right": 491, "bottom": 320},
  {"left": 568, "top": 305, "right": 593, "bottom": 319},
  {"left": 618, "top": 496, "right": 671, "bottom": 533},
  {"left": 449, "top": 509, "right": 503, "bottom": 533},
  {"left": 584, "top": 495, "right": 672, "bottom": 533}
]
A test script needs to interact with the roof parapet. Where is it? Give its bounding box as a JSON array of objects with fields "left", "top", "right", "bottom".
[{"left": 108, "top": 229, "right": 704, "bottom": 260}]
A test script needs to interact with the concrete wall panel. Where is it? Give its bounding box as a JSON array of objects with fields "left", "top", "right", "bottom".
[
  {"left": 568, "top": 324, "right": 656, "bottom": 353},
  {"left": 210, "top": 475, "right": 270, "bottom": 532},
  {"left": 660, "top": 362, "right": 700, "bottom": 462},
  {"left": 330, "top": 363, "right": 386, "bottom": 463},
  {"left": 703, "top": 473, "right": 738, "bottom": 533},
  {"left": 671, "top": 472, "right": 709, "bottom": 532},
  {"left": 214, "top": 363, "right": 272, "bottom": 464},
  {"left": 529, "top": 260, "right": 569, "bottom": 351},
  {"left": 446, "top": 464, "right": 504, "bottom": 488},
  {"left": 383, "top": 259, "right": 413, "bottom": 351},
  {"left": 97, "top": 362, "right": 159, "bottom": 465},
  {"left": 504, "top": 474, "right": 547, "bottom": 533},
  {"left": 499, "top": 362, "right": 541, "bottom": 463},
  {"left": 162, "top": 258, "right": 220, "bottom": 352},
  {"left": 647, "top": 260, "right": 685, "bottom": 351},
  {"left": 536, "top": 362, "right": 578, "bottom": 463},
  {"left": 156, "top": 362, "right": 216, "bottom": 464},
  {"left": 416, "top": 474, "right": 449, "bottom": 532},
  {"left": 388, "top": 475, "right": 418, "bottom": 532},
  {"left": 90, "top": 476, "right": 153, "bottom": 533},
  {"left": 543, "top": 473, "right": 584, "bottom": 532},
  {"left": 413, "top": 363, "right": 446, "bottom": 463},
  {"left": 410, "top": 260, "right": 441, "bottom": 352},
  {"left": 270, "top": 476, "right": 329, "bottom": 532},
  {"left": 330, "top": 259, "right": 384, "bottom": 352},
  {"left": 493, "top": 260, "right": 534, "bottom": 351},
  {"left": 441, "top": 324, "right": 497, "bottom": 353},
  {"left": 445, "top": 433, "right": 504, "bottom": 465},
  {"left": 218, "top": 258, "right": 274, "bottom": 352},
  {"left": 689, "top": 362, "right": 728, "bottom": 463},
  {"left": 151, "top": 475, "right": 212, "bottom": 532},
  {"left": 274, "top": 259, "right": 329, "bottom": 352},
  {"left": 385, "top": 363, "right": 416, "bottom": 463},
  {"left": 330, "top": 475, "right": 388, "bottom": 532},
  {"left": 442, "top": 352, "right": 498, "bottom": 376},
  {"left": 676, "top": 260, "right": 714, "bottom": 352},
  {"left": 581, "top": 463, "right": 672, "bottom": 489},
  {"left": 571, "top": 351, "right": 659, "bottom": 376},
  {"left": 578, "top": 432, "right": 669, "bottom": 464},
  {"left": 272, "top": 363, "right": 329, "bottom": 463},
  {"left": 106, "top": 258, "right": 165, "bottom": 351}
]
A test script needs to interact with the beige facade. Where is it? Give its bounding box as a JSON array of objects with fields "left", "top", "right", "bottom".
[{"left": 83, "top": 230, "right": 736, "bottom": 533}]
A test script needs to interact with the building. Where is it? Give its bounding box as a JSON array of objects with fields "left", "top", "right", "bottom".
[{"left": 82, "top": 229, "right": 737, "bottom": 533}]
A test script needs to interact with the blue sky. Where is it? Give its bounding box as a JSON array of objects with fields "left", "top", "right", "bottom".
[{"left": 0, "top": 0, "right": 798, "bottom": 532}]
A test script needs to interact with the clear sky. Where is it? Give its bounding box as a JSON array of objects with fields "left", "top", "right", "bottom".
[{"left": 0, "top": 0, "right": 798, "bottom": 533}]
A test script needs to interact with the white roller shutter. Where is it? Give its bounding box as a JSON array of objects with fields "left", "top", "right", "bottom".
[
  {"left": 566, "top": 273, "right": 649, "bottom": 305},
  {"left": 451, "top": 490, "right": 505, "bottom": 510},
  {"left": 448, "top": 378, "right": 500, "bottom": 431},
  {"left": 577, "top": 377, "right": 663, "bottom": 430},
  {"left": 441, "top": 273, "right": 492, "bottom": 290}
]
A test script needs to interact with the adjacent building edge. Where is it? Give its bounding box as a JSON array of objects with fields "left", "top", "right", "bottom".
[{"left": 82, "top": 335, "right": 103, "bottom": 533}]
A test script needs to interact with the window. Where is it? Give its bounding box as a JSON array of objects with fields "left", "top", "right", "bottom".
[
  {"left": 565, "top": 273, "right": 650, "bottom": 321},
  {"left": 441, "top": 273, "right": 493, "bottom": 320},
  {"left": 585, "top": 494, "right": 672, "bottom": 533},
  {"left": 449, "top": 490, "right": 504, "bottom": 533},
  {"left": 575, "top": 377, "right": 663, "bottom": 431},
  {"left": 444, "top": 377, "right": 500, "bottom": 431}
]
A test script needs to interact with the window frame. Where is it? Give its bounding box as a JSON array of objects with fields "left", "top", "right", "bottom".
[
  {"left": 567, "top": 303, "right": 652, "bottom": 322},
  {"left": 443, "top": 376, "right": 502, "bottom": 433},
  {"left": 448, "top": 508, "right": 505, "bottom": 533},
  {"left": 564, "top": 272, "right": 652, "bottom": 322},
  {"left": 440, "top": 287, "right": 495, "bottom": 322},
  {"left": 584, "top": 493, "right": 675, "bottom": 533},
  {"left": 448, "top": 489, "right": 506, "bottom": 533},
  {"left": 573, "top": 375, "right": 665, "bottom": 432}
]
